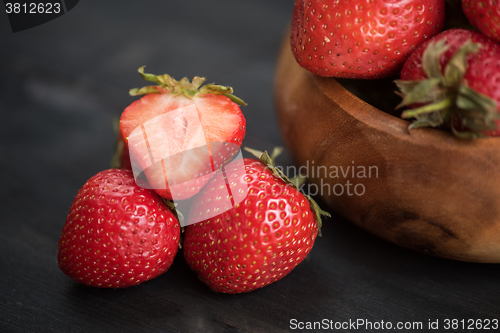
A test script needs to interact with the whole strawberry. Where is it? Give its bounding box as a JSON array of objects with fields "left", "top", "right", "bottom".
[
  {"left": 396, "top": 29, "right": 500, "bottom": 137},
  {"left": 462, "top": 0, "right": 500, "bottom": 42},
  {"left": 183, "top": 148, "right": 329, "bottom": 294},
  {"left": 120, "top": 67, "right": 246, "bottom": 201},
  {"left": 57, "top": 169, "right": 180, "bottom": 288},
  {"left": 291, "top": 0, "right": 445, "bottom": 78}
]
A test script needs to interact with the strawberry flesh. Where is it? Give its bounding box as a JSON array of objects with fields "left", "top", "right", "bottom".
[{"left": 120, "top": 92, "right": 246, "bottom": 200}]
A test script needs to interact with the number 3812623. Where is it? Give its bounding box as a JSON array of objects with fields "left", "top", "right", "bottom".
[{"left": 5, "top": 3, "right": 61, "bottom": 14}]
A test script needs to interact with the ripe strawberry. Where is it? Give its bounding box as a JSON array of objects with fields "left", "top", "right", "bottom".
[
  {"left": 183, "top": 148, "right": 329, "bottom": 294},
  {"left": 57, "top": 169, "right": 180, "bottom": 288},
  {"left": 396, "top": 29, "right": 500, "bottom": 137},
  {"left": 120, "top": 67, "right": 246, "bottom": 201},
  {"left": 291, "top": 0, "right": 445, "bottom": 78},
  {"left": 462, "top": 0, "right": 500, "bottom": 42}
]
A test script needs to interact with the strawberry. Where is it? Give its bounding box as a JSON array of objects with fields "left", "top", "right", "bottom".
[
  {"left": 183, "top": 148, "right": 330, "bottom": 294},
  {"left": 291, "top": 0, "right": 445, "bottom": 78},
  {"left": 57, "top": 169, "right": 180, "bottom": 288},
  {"left": 396, "top": 28, "right": 500, "bottom": 137},
  {"left": 462, "top": 0, "right": 500, "bottom": 42},
  {"left": 120, "top": 67, "right": 246, "bottom": 201}
]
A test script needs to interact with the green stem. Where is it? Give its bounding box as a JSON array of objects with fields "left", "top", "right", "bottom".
[
  {"left": 289, "top": 174, "right": 307, "bottom": 188},
  {"left": 402, "top": 96, "right": 454, "bottom": 118}
]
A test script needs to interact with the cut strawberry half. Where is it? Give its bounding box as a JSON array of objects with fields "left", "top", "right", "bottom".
[{"left": 119, "top": 67, "right": 246, "bottom": 200}]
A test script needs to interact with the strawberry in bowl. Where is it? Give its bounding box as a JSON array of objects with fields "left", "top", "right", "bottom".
[
  {"left": 291, "top": 0, "right": 446, "bottom": 78},
  {"left": 396, "top": 28, "right": 500, "bottom": 137},
  {"left": 275, "top": 2, "right": 500, "bottom": 262},
  {"left": 462, "top": 0, "right": 500, "bottom": 42}
]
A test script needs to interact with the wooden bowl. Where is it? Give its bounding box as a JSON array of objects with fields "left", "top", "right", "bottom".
[{"left": 274, "top": 31, "right": 500, "bottom": 263}]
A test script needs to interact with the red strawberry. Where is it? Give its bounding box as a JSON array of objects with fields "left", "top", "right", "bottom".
[
  {"left": 57, "top": 169, "right": 180, "bottom": 288},
  {"left": 291, "top": 0, "right": 445, "bottom": 78},
  {"left": 120, "top": 67, "right": 246, "bottom": 201},
  {"left": 183, "top": 148, "right": 329, "bottom": 294},
  {"left": 396, "top": 28, "right": 500, "bottom": 137},
  {"left": 462, "top": 0, "right": 500, "bottom": 42}
]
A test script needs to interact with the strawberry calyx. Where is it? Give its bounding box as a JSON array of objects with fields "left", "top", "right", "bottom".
[
  {"left": 244, "top": 147, "right": 330, "bottom": 236},
  {"left": 162, "top": 199, "right": 185, "bottom": 249},
  {"left": 110, "top": 117, "right": 124, "bottom": 169},
  {"left": 395, "top": 39, "right": 500, "bottom": 138},
  {"left": 129, "top": 66, "right": 247, "bottom": 106},
  {"left": 163, "top": 199, "right": 184, "bottom": 225}
]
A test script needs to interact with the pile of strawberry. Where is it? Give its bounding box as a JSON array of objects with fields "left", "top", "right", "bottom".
[
  {"left": 291, "top": 0, "right": 500, "bottom": 138},
  {"left": 57, "top": 68, "right": 329, "bottom": 292}
]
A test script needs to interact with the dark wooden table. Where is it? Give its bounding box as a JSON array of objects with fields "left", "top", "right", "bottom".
[{"left": 1, "top": 1, "right": 499, "bottom": 332}]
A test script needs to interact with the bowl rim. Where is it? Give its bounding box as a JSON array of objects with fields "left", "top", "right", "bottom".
[{"left": 309, "top": 70, "right": 500, "bottom": 150}]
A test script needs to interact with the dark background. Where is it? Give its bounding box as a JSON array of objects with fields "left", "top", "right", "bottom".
[{"left": 1, "top": 1, "right": 499, "bottom": 332}]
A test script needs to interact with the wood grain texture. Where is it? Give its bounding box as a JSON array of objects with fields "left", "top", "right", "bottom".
[{"left": 274, "top": 31, "right": 500, "bottom": 263}]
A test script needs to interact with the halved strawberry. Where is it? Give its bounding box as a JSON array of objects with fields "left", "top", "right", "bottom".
[{"left": 120, "top": 67, "right": 246, "bottom": 200}]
